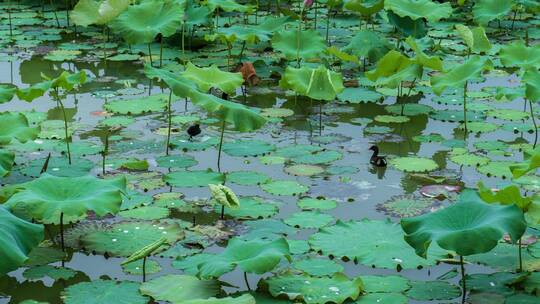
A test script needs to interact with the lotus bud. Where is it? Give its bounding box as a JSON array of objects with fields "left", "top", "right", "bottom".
[{"left": 304, "top": 0, "right": 314, "bottom": 8}]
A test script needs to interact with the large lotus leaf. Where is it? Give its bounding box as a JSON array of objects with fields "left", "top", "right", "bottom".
[
  {"left": 511, "top": 151, "right": 540, "bottom": 179},
  {"left": 140, "top": 274, "right": 221, "bottom": 304},
  {"left": 62, "top": 280, "right": 148, "bottom": 304},
  {"left": 361, "top": 275, "right": 410, "bottom": 293},
  {"left": 431, "top": 55, "right": 493, "bottom": 95},
  {"left": 110, "top": 0, "right": 184, "bottom": 44},
  {"left": 0, "top": 206, "right": 43, "bottom": 275},
  {"left": 389, "top": 156, "right": 438, "bottom": 172},
  {"left": 48, "top": 71, "right": 87, "bottom": 92},
  {"left": 384, "top": 0, "right": 452, "bottom": 22},
  {"left": 405, "top": 280, "right": 461, "bottom": 301},
  {"left": 16, "top": 80, "right": 52, "bottom": 102},
  {"left": 205, "top": 0, "right": 252, "bottom": 12},
  {"left": 261, "top": 273, "right": 364, "bottom": 304},
  {"left": 271, "top": 29, "right": 326, "bottom": 61},
  {"left": 365, "top": 50, "right": 414, "bottom": 84},
  {"left": 0, "top": 84, "right": 16, "bottom": 104},
  {"left": 387, "top": 11, "right": 427, "bottom": 38},
  {"left": 473, "top": 0, "right": 513, "bottom": 25},
  {"left": 0, "top": 149, "right": 14, "bottom": 177},
  {"left": 196, "top": 238, "right": 291, "bottom": 278},
  {"left": 342, "top": 30, "right": 392, "bottom": 62},
  {"left": 523, "top": 67, "right": 540, "bottom": 101},
  {"left": 144, "top": 65, "right": 197, "bottom": 99},
  {"left": 104, "top": 94, "right": 168, "bottom": 115},
  {"left": 177, "top": 294, "right": 256, "bottom": 304},
  {"left": 499, "top": 41, "right": 540, "bottom": 69},
  {"left": 0, "top": 112, "right": 39, "bottom": 145},
  {"left": 217, "top": 16, "right": 291, "bottom": 43},
  {"left": 309, "top": 219, "right": 444, "bottom": 269},
  {"left": 71, "top": 0, "right": 130, "bottom": 26},
  {"left": 344, "top": 0, "right": 384, "bottom": 16},
  {"left": 280, "top": 65, "right": 344, "bottom": 101},
  {"left": 81, "top": 221, "right": 183, "bottom": 257},
  {"left": 5, "top": 174, "right": 127, "bottom": 224},
  {"left": 182, "top": 63, "right": 243, "bottom": 94},
  {"left": 401, "top": 190, "right": 527, "bottom": 257},
  {"left": 455, "top": 25, "right": 492, "bottom": 53},
  {"left": 185, "top": 4, "right": 211, "bottom": 26},
  {"left": 405, "top": 37, "right": 443, "bottom": 71},
  {"left": 165, "top": 170, "right": 225, "bottom": 187},
  {"left": 222, "top": 140, "right": 275, "bottom": 157},
  {"left": 190, "top": 91, "right": 266, "bottom": 132}
]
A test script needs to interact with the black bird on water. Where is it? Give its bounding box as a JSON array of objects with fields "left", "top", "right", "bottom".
[
  {"left": 369, "top": 145, "right": 387, "bottom": 167},
  {"left": 187, "top": 124, "right": 201, "bottom": 140}
]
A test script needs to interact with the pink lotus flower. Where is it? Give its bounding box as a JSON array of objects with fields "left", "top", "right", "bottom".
[{"left": 304, "top": 0, "right": 314, "bottom": 8}]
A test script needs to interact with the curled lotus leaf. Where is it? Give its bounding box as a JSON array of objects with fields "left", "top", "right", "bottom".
[
  {"left": 182, "top": 62, "right": 244, "bottom": 94},
  {"left": 271, "top": 29, "right": 326, "bottom": 61},
  {"left": 71, "top": 0, "right": 130, "bottom": 26},
  {"left": 384, "top": 0, "right": 452, "bottom": 22},
  {"left": 0, "top": 112, "right": 40, "bottom": 145},
  {"left": 431, "top": 55, "right": 493, "bottom": 96},
  {"left": 209, "top": 184, "right": 240, "bottom": 209},
  {"left": 0, "top": 84, "right": 16, "bottom": 104},
  {"left": 473, "top": 0, "right": 513, "bottom": 25},
  {"left": 0, "top": 150, "right": 15, "bottom": 177},
  {"left": 280, "top": 65, "right": 345, "bottom": 101}
]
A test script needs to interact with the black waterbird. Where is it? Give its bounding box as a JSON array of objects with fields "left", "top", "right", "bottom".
[
  {"left": 187, "top": 124, "right": 201, "bottom": 140},
  {"left": 369, "top": 145, "right": 387, "bottom": 167}
]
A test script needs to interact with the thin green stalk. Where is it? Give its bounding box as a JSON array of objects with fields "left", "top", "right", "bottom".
[
  {"left": 142, "top": 257, "right": 147, "bottom": 282},
  {"left": 238, "top": 40, "right": 246, "bottom": 63},
  {"left": 8, "top": 0, "right": 12, "bottom": 36},
  {"left": 460, "top": 256, "right": 466, "bottom": 304},
  {"left": 220, "top": 205, "right": 225, "bottom": 220},
  {"left": 296, "top": 9, "right": 303, "bottom": 67},
  {"left": 159, "top": 35, "right": 163, "bottom": 67},
  {"left": 244, "top": 272, "right": 251, "bottom": 291},
  {"left": 57, "top": 93, "right": 72, "bottom": 165},
  {"left": 49, "top": 0, "right": 60, "bottom": 27},
  {"left": 181, "top": 22, "right": 185, "bottom": 64},
  {"left": 528, "top": 98, "right": 538, "bottom": 148},
  {"left": 60, "top": 212, "right": 65, "bottom": 252},
  {"left": 217, "top": 120, "right": 226, "bottom": 172},
  {"left": 463, "top": 81, "right": 468, "bottom": 135},
  {"left": 319, "top": 100, "right": 322, "bottom": 136},
  {"left": 102, "top": 128, "right": 109, "bottom": 175},
  {"left": 325, "top": 8, "right": 331, "bottom": 44},
  {"left": 314, "top": 1, "right": 317, "bottom": 29},
  {"left": 518, "top": 238, "right": 523, "bottom": 272},
  {"left": 166, "top": 90, "right": 173, "bottom": 155},
  {"left": 65, "top": 0, "right": 70, "bottom": 27},
  {"left": 40, "top": 153, "right": 51, "bottom": 174},
  {"left": 148, "top": 44, "right": 153, "bottom": 67}
]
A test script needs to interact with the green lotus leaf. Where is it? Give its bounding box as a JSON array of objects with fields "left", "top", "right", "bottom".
[
  {"left": 222, "top": 140, "right": 275, "bottom": 157},
  {"left": 387, "top": 11, "right": 427, "bottom": 38},
  {"left": 18, "top": 156, "right": 94, "bottom": 178},
  {"left": 81, "top": 221, "right": 183, "bottom": 257},
  {"left": 261, "top": 180, "right": 309, "bottom": 196},
  {"left": 178, "top": 294, "right": 256, "bottom": 304},
  {"left": 5, "top": 174, "right": 126, "bottom": 224},
  {"left": 342, "top": 30, "right": 392, "bottom": 63},
  {"left": 292, "top": 258, "right": 344, "bottom": 277},
  {"left": 459, "top": 121, "right": 497, "bottom": 133},
  {"left": 140, "top": 274, "right": 221, "bottom": 303},
  {"left": 385, "top": 0, "right": 452, "bottom": 22},
  {"left": 0, "top": 206, "right": 44, "bottom": 275},
  {"left": 227, "top": 171, "right": 271, "bottom": 186},
  {"left": 62, "top": 280, "right": 148, "bottom": 304},
  {"left": 389, "top": 156, "right": 438, "bottom": 172},
  {"left": 0, "top": 84, "right": 16, "bottom": 104},
  {"left": 261, "top": 273, "right": 364, "bottom": 304},
  {"left": 0, "top": 112, "right": 40, "bottom": 145},
  {"left": 0, "top": 149, "right": 15, "bottom": 177},
  {"left": 209, "top": 184, "right": 240, "bottom": 209},
  {"left": 467, "top": 272, "right": 526, "bottom": 296},
  {"left": 473, "top": 0, "right": 513, "bottom": 25},
  {"left": 122, "top": 259, "right": 161, "bottom": 275},
  {"left": 449, "top": 152, "right": 490, "bottom": 167},
  {"left": 118, "top": 206, "right": 170, "bottom": 220},
  {"left": 110, "top": 0, "right": 184, "bottom": 44},
  {"left": 104, "top": 94, "right": 168, "bottom": 115},
  {"left": 297, "top": 198, "right": 338, "bottom": 210},
  {"left": 309, "top": 219, "right": 444, "bottom": 269},
  {"left": 338, "top": 87, "right": 384, "bottom": 104},
  {"left": 195, "top": 237, "right": 291, "bottom": 278},
  {"left": 271, "top": 29, "right": 326, "bottom": 61},
  {"left": 361, "top": 275, "right": 410, "bottom": 293},
  {"left": 405, "top": 280, "right": 461, "bottom": 301},
  {"left": 71, "top": 0, "right": 130, "bottom": 26},
  {"left": 292, "top": 150, "right": 342, "bottom": 165},
  {"left": 385, "top": 103, "right": 433, "bottom": 116},
  {"left": 511, "top": 151, "right": 540, "bottom": 179},
  {"left": 499, "top": 41, "right": 540, "bottom": 69},
  {"left": 15, "top": 81, "right": 52, "bottom": 102},
  {"left": 156, "top": 154, "right": 198, "bottom": 168},
  {"left": 344, "top": 0, "right": 384, "bottom": 16},
  {"left": 23, "top": 265, "right": 77, "bottom": 281},
  {"left": 205, "top": 0, "right": 252, "bottom": 12},
  {"left": 216, "top": 196, "right": 278, "bottom": 219},
  {"left": 523, "top": 67, "right": 540, "bottom": 101},
  {"left": 431, "top": 55, "right": 493, "bottom": 95},
  {"left": 185, "top": 4, "right": 211, "bottom": 26},
  {"left": 374, "top": 115, "right": 410, "bottom": 123},
  {"left": 477, "top": 161, "right": 516, "bottom": 179},
  {"left": 405, "top": 37, "right": 443, "bottom": 71},
  {"left": 284, "top": 164, "right": 324, "bottom": 176},
  {"left": 376, "top": 194, "right": 436, "bottom": 218},
  {"left": 182, "top": 63, "right": 243, "bottom": 94},
  {"left": 217, "top": 16, "right": 291, "bottom": 44},
  {"left": 284, "top": 211, "right": 334, "bottom": 229},
  {"left": 144, "top": 65, "right": 197, "bottom": 99},
  {"left": 355, "top": 293, "right": 407, "bottom": 304},
  {"left": 455, "top": 25, "right": 492, "bottom": 53},
  {"left": 280, "top": 65, "right": 344, "bottom": 101},
  {"left": 401, "top": 190, "right": 527, "bottom": 257},
  {"left": 165, "top": 170, "right": 225, "bottom": 187},
  {"left": 121, "top": 237, "right": 167, "bottom": 265},
  {"left": 366, "top": 50, "right": 422, "bottom": 88}
]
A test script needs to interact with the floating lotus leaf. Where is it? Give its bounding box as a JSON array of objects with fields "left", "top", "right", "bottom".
[
  {"left": 171, "top": 136, "right": 219, "bottom": 152},
  {"left": 413, "top": 133, "right": 444, "bottom": 143},
  {"left": 140, "top": 274, "right": 221, "bottom": 303},
  {"left": 477, "top": 161, "right": 516, "bottom": 179},
  {"left": 342, "top": 30, "right": 392, "bottom": 62},
  {"left": 178, "top": 294, "right": 256, "bottom": 304},
  {"left": 0, "top": 112, "right": 39, "bottom": 145},
  {"left": 473, "top": 0, "right": 513, "bottom": 25},
  {"left": 5, "top": 174, "right": 126, "bottom": 224},
  {"left": 62, "top": 280, "right": 148, "bottom": 304},
  {"left": 280, "top": 65, "right": 344, "bottom": 101},
  {"left": 361, "top": 275, "right": 410, "bottom": 293},
  {"left": 455, "top": 25, "right": 492, "bottom": 53},
  {"left": 261, "top": 180, "right": 309, "bottom": 196},
  {"left": 271, "top": 29, "right": 326, "bottom": 61},
  {"left": 122, "top": 259, "right": 161, "bottom": 275},
  {"left": 261, "top": 273, "right": 364, "bottom": 304},
  {"left": 110, "top": 0, "right": 184, "bottom": 44},
  {"left": 81, "top": 221, "right": 183, "bottom": 257},
  {"left": 389, "top": 157, "right": 438, "bottom": 173},
  {"left": 355, "top": 293, "right": 407, "bottom": 304},
  {"left": 156, "top": 154, "right": 198, "bottom": 168},
  {"left": 523, "top": 68, "right": 540, "bottom": 101},
  {"left": 284, "top": 211, "right": 334, "bottom": 229},
  {"left": 487, "top": 109, "right": 529, "bottom": 121},
  {"left": 288, "top": 239, "right": 310, "bottom": 255},
  {"left": 182, "top": 63, "right": 243, "bottom": 95},
  {"left": 0, "top": 150, "right": 14, "bottom": 177},
  {"left": 401, "top": 190, "right": 527, "bottom": 257},
  {"left": 449, "top": 152, "right": 490, "bottom": 167},
  {"left": 104, "top": 94, "right": 168, "bottom": 115},
  {"left": 385, "top": 104, "right": 433, "bottom": 116},
  {"left": 467, "top": 272, "right": 527, "bottom": 296},
  {"left": 217, "top": 16, "right": 291, "bottom": 44},
  {"left": 205, "top": 0, "right": 253, "bottom": 12},
  {"left": 344, "top": 0, "right": 384, "bottom": 16},
  {"left": 195, "top": 237, "right": 291, "bottom": 278},
  {"left": 376, "top": 195, "right": 437, "bottom": 218},
  {"left": 384, "top": 0, "right": 452, "bottom": 22},
  {"left": 431, "top": 55, "right": 493, "bottom": 95},
  {"left": 309, "top": 219, "right": 444, "bottom": 269},
  {"left": 469, "top": 242, "right": 538, "bottom": 272},
  {"left": 405, "top": 281, "right": 461, "bottom": 301},
  {"left": 337, "top": 87, "right": 384, "bottom": 103},
  {"left": 285, "top": 164, "right": 324, "bottom": 176},
  {"left": 217, "top": 197, "right": 278, "bottom": 219},
  {"left": 0, "top": 84, "right": 16, "bottom": 103},
  {"left": 118, "top": 206, "right": 170, "bottom": 220},
  {"left": 23, "top": 265, "right": 77, "bottom": 281},
  {"left": 275, "top": 145, "right": 323, "bottom": 159},
  {"left": 165, "top": 170, "right": 225, "bottom": 187},
  {"left": 0, "top": 206, "right": 43, "bottom": 275},
  {"left": 292, "top": 258, "right": 344, "bottom": 277},
  {"left": 222, "top": 140, "right": 275, "bottom": 157},
  {"left": 243, "top": 219, "right": 296, "bottom": 240},
  {"left": 459, "top": 121, "right": 498, "bottom": 134},
  {"left": 430, "top": 109, "right": 485, "bottom": 122},
  {"left": 227, "top": 171, "right": 271, "bottom": 186},
  {"left": 260, "top": 108, "right": 295, "bottom": 118},
  {"left": 374, "top": 115, "right": 410, "bottom": 123},
  {"left": 297, "top": 198, "right": 337, "bottom": 210}
]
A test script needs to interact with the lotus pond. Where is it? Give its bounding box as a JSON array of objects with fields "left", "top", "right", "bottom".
[{"left": 1, "top": 0, "right": 540, "bottom": 303}]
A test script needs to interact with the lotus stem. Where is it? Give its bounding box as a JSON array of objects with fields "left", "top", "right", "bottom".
[
  {"left": 227, "top": 42, "right": 232, "bottom": 71},
  {"left": 148, "top": 44, "right": 153, "bottom": 67},
  {"left": 511, "top": 10, "right": 517, "bottom": 30},
  {"left": 463, "top": 81, "right": 468, "bottom": 136},
  {"left": 325, "top": 8, "right": 330, "bottom": 44},
  {"left": 217, "top": 119, "right": 226, "bottom": 172},
  {"left": 8, "top": 0, "right": 12, "bottom": 36},
  {"left": 319, "top": 101, "right": 322, "bottom": 136},
  {"left": 142, "top": 256, "right": 147, "bottom": 282},
  {"left": 60, "top": 212, "right": 65, "bottom": 253},
  {"left": 220, "top": 205, "right": 225, "bottom": 220},
  {"left": 459, "top": 255, "right": 466, "bottom": 304},
  {"left": 181, "top": 22, "right": 185, "bottom": 64},
  {"left": 518, "top": 238, "right": 523, "bottom": 272},
  {"left": 102, "top": 128, "right": 109, "bottom": 175},
  {"left": 159, "top": 35, "right": 163, "bottom": 67},
  {"left": 314, "top": 1, "right": 318, "bottom": 29},
  {"left": 244, "top": 272, "right": 251, "bottom": 291},
  {"left": 276, "top": 0, "right": 281, "bottom": 16},
  {"left": 40, "top": 153, "right": 51, "bottom": 174},
  {"left": 255, "top": 0, "right": 259, "bottom": 24},
  {"left": 166, "top": 90, "right": 173, "bottom": 156},
  {"left": 49, "top": 0, "right": 60, "bottom": 27},
  {"left": 65, "top": 0, "right": 70, "bottom": 27},
  {"left": 57, "top": 95, "right": 72, "bottom": 165},
  {"left": 238, "top": 41, "right": 246, "bottom": 63},
  {"left": 528, "top": 98, "right": 538, "bottom": 148},
  {"left": 296, "top": 11, "right": 303, "bottom": 68}
]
